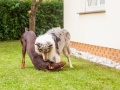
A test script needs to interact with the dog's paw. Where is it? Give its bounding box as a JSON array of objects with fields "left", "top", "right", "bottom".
[{"left": 70, "top": 65, "right": 73, "bottom": 68}]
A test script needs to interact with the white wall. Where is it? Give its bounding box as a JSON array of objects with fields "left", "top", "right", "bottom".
[
  {"left": 64, "top": 0, "right": 120, "bottom": 49},
  {"left": 64, "top": 0, "right": 81, "bottom": 41}
]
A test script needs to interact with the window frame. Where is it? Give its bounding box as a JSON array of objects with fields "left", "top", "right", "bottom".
[{"left": 85, "top": 0, "right": 105, "bottom": 12}]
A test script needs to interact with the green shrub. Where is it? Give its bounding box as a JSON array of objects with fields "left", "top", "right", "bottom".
[
  {"left": 0, "top": 0, "right": 30, "bottom": 41},
  {"left": 36, "top": 1, "right": 63, "bottom": 35},
  {"left": 0, "top": 0, "right": 63, "bottom": 41}
]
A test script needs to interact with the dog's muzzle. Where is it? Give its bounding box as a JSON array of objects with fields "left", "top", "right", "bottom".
[{"left": 42, "top": 53, "right": 48, "bottom": 61}]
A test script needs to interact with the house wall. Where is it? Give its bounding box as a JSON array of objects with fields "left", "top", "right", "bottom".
[{"left": 64, "top": 0, "right": 120, "bottom": 62}]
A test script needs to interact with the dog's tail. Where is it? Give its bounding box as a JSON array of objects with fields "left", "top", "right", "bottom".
[{"left": 25, "top": 27, "right": 28, "bottom": 32}]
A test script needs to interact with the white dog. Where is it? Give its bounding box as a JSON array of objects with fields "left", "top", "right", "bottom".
[{"left": 35, "top": 27, "right": 73, "bottom": 68}]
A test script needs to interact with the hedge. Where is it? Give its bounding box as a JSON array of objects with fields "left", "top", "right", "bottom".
[{"left": 0, "top": 0, "right": 63, "bottom": 41}]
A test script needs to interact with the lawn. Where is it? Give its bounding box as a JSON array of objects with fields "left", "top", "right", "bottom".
[{"left": 0, "top": 40, "right": 120, "bottom": 90}]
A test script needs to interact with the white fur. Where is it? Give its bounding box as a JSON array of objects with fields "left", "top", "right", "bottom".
[
  {"left": 35, "top": 28, "right": 73, "bottom": 68},
  {"left": 54, "top": 54, "right": 61, "bottom": 63},
  {"left": 35, "top": 34, "right": 61, "bottom": 63},
  {"left": 35, "top": 34, "right": 54, "bottom": 44}
]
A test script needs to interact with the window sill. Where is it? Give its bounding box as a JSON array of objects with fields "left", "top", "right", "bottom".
[{"left": 78, "top": 10, "right": 106, "bottom": 15}]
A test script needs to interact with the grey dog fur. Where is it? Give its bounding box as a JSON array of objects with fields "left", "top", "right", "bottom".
[{"left": 35, "top": 27, "right": 73, "bottom": 68}]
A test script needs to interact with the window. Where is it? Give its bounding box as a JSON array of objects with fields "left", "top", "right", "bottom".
[{"left": 86, "top": 0, "right": 105, "bottom": 12}]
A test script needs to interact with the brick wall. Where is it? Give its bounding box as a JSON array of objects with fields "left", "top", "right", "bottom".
[{"left": 70, "top": 41, "right": 120, "bottom": 63}]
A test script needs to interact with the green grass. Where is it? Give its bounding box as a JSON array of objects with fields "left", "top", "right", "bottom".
[{"left": 0, "top": 40, "right": 120, "bottom": 90}]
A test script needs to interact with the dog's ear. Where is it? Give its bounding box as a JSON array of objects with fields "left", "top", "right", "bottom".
[
  {"left": 47, "top": 42, "right": 53, "bottom": 48},
  {"left": 35, "top": 42, "right": 41, "bottom": 47}
]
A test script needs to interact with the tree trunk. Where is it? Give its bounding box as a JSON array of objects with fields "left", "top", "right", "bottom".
[
  {"left": 28, "top": 0, "right": 42, "bottom": 32},
  {"left": 29, "top": 4, "right": 36, "bottom": 32},
  {"left": 29, "top": 14, "right": 36, "bottom": 32}
]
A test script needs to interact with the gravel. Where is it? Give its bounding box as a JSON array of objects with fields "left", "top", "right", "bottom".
[{"left": 70, "top": 48, "right": 120, "bottom": 70}]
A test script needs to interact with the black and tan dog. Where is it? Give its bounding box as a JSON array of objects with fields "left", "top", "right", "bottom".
[{"left": 20, "top": 28, "right": 66, "bottom": 71}]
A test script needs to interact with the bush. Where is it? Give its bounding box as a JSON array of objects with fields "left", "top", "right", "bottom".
[
  {"left": 36, "top": 1, "right": 63, "bottom": 35},
  {"left": 0, "top": 0, "right": 63, "bottom": 41},
  {"left": 0, "top": 0, "right": 30, "bottom": 41}
]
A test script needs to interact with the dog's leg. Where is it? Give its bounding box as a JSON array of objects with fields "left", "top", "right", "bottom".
[
  {"left": 67, "top": 56, "right": 73, "bottom": 68},
  {"left": 63, "top": 46, "right": 73, "bottom": 68},
  {"left": 21, "top": 38, "right": 26, "bottom": 69}
]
